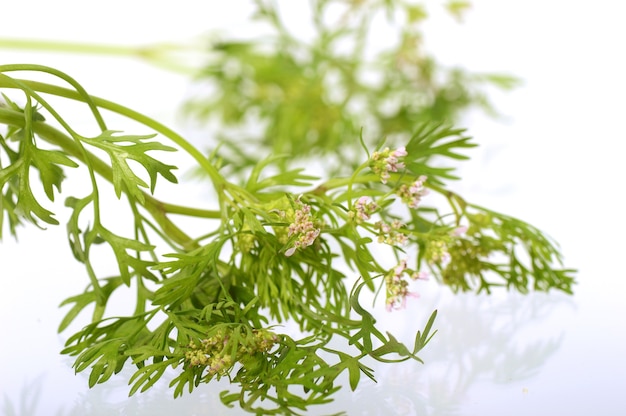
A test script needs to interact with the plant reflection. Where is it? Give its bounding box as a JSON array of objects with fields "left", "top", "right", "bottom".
[
  {"left": 314, "top": 288, "right": 574, "bottom": 415},
  {"left": 2, "top": 377, "right": 45, "bottom": 416}
]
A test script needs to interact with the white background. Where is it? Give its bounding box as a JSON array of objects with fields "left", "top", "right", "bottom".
[{"left": 1, "top": 1, "right": 625, "bottom": 415}]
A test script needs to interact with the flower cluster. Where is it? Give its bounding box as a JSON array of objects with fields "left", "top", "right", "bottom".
[
  {"left": 349, "top": 196, "right": 378, "bottom": 223},
  {"left": 285, "top": 202, "right": 321, "bottom": 256},
  {"left": 385, "top": 258, "right": 428, "bottom": 311},
  {"left": 185, "top": 327, "right": 279, "bottom": 376},
  {"left": 375, "top": 219, "right": 408, "bottom": 245},
  {"left": 369, "top": 146, "right": 407, "bottom": 183},
  {"left": 425, "top": 226, "right": 467, "bottom": 265},
  {"left": 425, "top": 240, "right": 450, "bottom": 264},
  {"left": 397, "top": 175, "right": 428, "bottom": 209}
]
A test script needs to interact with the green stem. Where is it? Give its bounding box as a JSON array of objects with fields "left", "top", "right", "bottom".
[
  {"left": 314, "top": 173, "right": 377, "bottom": 195},
  {"left": 314, "top": 172, "right": 418, "bottom": 199},
  {"left": 147, "top": 197, "right": 221, "bottom": 219},
  {"left": 0, "top": 39, "right": 203, "bottom": 75},
  {"left": 0, "top": 39, "right": 142, "bottom": 56},
  {"left": 427, "top": 181, "right": 467, "bottom": 221}
]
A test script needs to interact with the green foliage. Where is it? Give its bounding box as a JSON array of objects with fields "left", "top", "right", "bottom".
[
  {"left": 80, "top": 130, "right": 177, "bottom": 202},
  {"left": 184, "top": 0, "right": 518, "bottom": 177},
  {"left": 0, "top": 1, "right": 573, "bottom": 414}
]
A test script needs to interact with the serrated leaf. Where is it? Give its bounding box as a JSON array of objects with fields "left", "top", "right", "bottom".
[
  {"left": 81, "top": 130, "right": 177, "bottom": 203},
  {"left": 404, "top": 123, "right": 477, "bottom": 183},
  {"left": 1, "top": 155, "right": 58, "bottom": 227},
  {"left": 30, "top": 146, "right": 78, "bottom": 200},
  {"left": 129, "top": 360, "right": 173, "bottom": 395},
  {"left": 348, "top": 281, "right": 386, "bottom": 352},
  {"left": 96, "top": 226, "right": 157, "bottom": 285}
]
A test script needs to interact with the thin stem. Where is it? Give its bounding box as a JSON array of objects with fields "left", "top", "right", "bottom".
[
  {"left": 0, "top": 39, "right": 143, "bottom": 56},
  {"left": 146, "top": 197, "right": 221, "bottom": 219},
  {"left": 0, "top": 39, "right": 204, "bottom": 75}
]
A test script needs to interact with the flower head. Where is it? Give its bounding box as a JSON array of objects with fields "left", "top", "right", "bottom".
[
  {"left": 376, "top": 219, "right": 408, "bottom": 246},
  {"left": 370, "top": 146, "right": 408, "bottom": 184},
  {"left": 285, "top": 202, "right": 321, "bottom": 256},
  {"left": 426, "top": 239, "right": 450, "bottom": 264},
  {"left": 349, "top": 196, "right": 378, "bottom": 223},
  {"left": 397, "top": 175, "right": 429, "bottom": 209},
  {"left": 185, "top": 327, "right": 279, "bottom": 376},
  {"left": 384, "top": 258, "right": 427, "bottom": 311}
]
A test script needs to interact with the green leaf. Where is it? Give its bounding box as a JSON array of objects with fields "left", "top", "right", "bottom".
[
  {"left": 404, "top": 123, "right": 477, "bottom": 184},
  {"left": 330, "top": 350, "right": 374, "bottom": 391},
  {"left": 29, "top": 146, "right": 78, "bottom": 200},
  {"left": 0, "top": 152, "right": 58, "bottom": 227},
  {"left": 64, "top": 195, "right": 92, "bottom": 263},
  {"left": 81, "top": 130, "right": 177, "bottom": 203},
  {"left": 348, "top": 281, "right": 386, "bottom": 352},
  {"left": 57, "top": 276, "right": 124, "bottom": 332},
  {"left": 96, "top": 226, "right": 157, "bottom": 285},
  {"left": 413, "top": 309, "right": 438, "bottom": 354},
  {"left": 129, "top": 359, "right": 176, "bottom": 395}
]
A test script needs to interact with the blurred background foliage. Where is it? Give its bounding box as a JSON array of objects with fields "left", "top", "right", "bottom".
[{"left": 182, "top": 0, "right": 519, "bottom": 178}]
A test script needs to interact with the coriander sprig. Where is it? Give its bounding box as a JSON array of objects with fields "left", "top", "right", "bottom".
[
  {"left": 0, "top": 1, "right": 574, "bottom": 412},
  {"left": 0, "top": 67, "right": 574, "bottom": 413}
]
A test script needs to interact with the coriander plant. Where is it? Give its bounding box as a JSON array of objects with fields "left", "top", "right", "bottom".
[{"left": 0, "top": 1, "right": 574, "bottom": 414}]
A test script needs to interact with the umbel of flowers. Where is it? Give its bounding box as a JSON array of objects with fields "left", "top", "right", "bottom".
[
  {"left": 375, "top": 219, "right": 408, "bottom": 245},
  {"left": 365, "top": 146, "right": 435, "bottom": 309},
  {"left": 385, "top": 258, "right": 429, "bottom": 311},
  {"left": 363, "top": 146, "right": 472, "bottom": 310},
  {"left": 369, "top": 146, "right": 408, "bottom": 184},
  {"left": 349, "top": 196, "right": 379, "bottom": 223},
  {"left": 185, "top": 327, "right": 279, "bottom": 376},
  {"left": 397, "top": 175, "right": 429, "bottom": 208},
  {"left": 284, "top": 200, "right": 321, "bottom": 257}
]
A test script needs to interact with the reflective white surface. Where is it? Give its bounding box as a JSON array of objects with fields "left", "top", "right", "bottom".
[{"left": 2, "top": 1, "right": 626, "bottom": 415}]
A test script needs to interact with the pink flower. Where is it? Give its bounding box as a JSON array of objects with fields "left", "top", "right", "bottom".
[
  {"left": 370, "top": 147, "right": 409, "bottom": 184},
  {"left": 398, "top": 175, "right": 429, "bottom": 209},
  {"left": 384, "top": 258, "right": 425, "bottom": 311},
  {"left": 285, "top": 203, "right": 320, "bottom": 256},
  {"left": 392, "top": 146, "right": 408, "bottom": 158},
  {"left": 353, "top": 196, "right": 378, "bottom": 223},
  {"left": 394, "top": 258, "right": 407, "bottom": 277},
  {"left": 375, "top": 220, "right": 408, "bottom": 246},
  {"left": 411, "top": 271, "right": 429, "bottom": 280}
]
